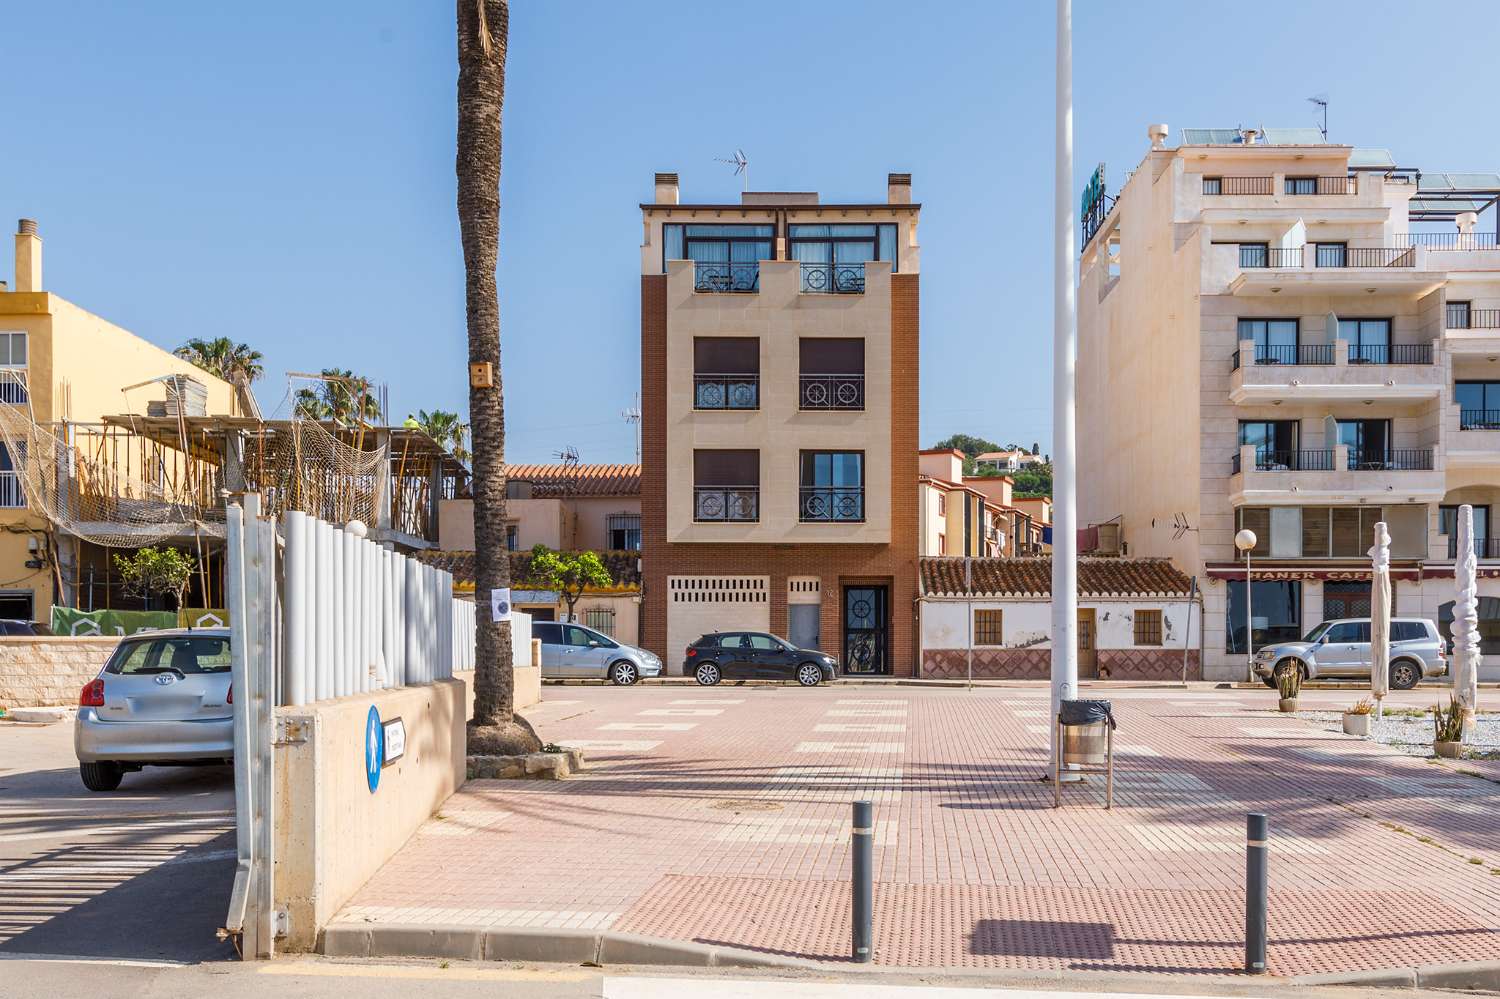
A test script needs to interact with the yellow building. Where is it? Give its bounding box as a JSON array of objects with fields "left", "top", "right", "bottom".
[{"left": 0, "top": 219, "right": 240, "bottom": 621}]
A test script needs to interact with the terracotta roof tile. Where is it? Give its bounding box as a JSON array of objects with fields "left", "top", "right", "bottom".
[
  {"left": 505, "top": 463, "right": 640, "bottom": 498},
  {"left": 920, "top": 556, "right": 1193, "bottom": 598}
]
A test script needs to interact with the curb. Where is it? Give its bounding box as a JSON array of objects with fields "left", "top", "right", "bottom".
[
  {"left": 542, "top": 678, "right": 1209, "bottom": 690},
  {"left": 321, "top": 924, "right": 826, "bottom": 970},
  {"left": 2, "top": 706, "right": 71, "bottom": 724},
  {"left": 1290, "top": 959, "right": 1500, "bottom": 991}
]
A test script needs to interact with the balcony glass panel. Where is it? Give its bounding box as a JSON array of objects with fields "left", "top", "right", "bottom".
[
  {"left": 1459, "top": 382, "right": 1500, "bottom": 429},
  {"left": 799, "top": 450, "right": 864, "bottom": 522}
]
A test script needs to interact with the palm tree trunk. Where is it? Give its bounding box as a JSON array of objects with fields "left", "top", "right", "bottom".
[{"left": 458, "top": 0, "right": 511, "bottom": 729}]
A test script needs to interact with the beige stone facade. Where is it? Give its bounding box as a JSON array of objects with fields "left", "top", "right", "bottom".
[
  {"left": 0, "top": 636, "right": 117, "bottom": 707},
  {"left": 1078, "top": 126, "right": 1500, "bottom": 680}
]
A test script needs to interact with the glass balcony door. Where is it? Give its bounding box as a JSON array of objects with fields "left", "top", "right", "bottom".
[
  {"left": 1340, "top": 319, "right": 1391, "bottom": 364},
  {"left": 1457, "top": 381, "right": 1500, "bottom": 430},
  {"left": 1238, "top": 318, "right": 1298, "bottom": 365}
]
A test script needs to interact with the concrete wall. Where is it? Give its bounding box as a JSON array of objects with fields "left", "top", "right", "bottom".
[
  {"left": 0, "top": 636, "right": 116, "bottom": 707},
  {"left": 274, "top": 679, "right": 465, "bottom": 951}
]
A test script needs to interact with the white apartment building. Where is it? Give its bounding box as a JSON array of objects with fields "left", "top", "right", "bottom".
[{"left": 1079, "top": 124, "right": 1500, "bottom": 681}]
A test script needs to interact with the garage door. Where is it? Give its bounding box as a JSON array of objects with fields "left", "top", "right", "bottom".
[{"left": 668, "top": 575, "right": 769, "bottom": 673}]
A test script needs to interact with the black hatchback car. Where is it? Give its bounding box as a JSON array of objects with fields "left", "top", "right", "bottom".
[{"left": 684, "top": 632, "right": 838, "bottom": 686}]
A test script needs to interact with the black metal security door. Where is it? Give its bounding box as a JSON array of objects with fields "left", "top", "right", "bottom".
[{"left": 842, "top": 586, "right": 889, "bottom": 675}]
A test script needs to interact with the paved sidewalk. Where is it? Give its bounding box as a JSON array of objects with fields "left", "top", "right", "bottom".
[{"left": 332, "top": 685, "right": 1499, "bottom": 977}]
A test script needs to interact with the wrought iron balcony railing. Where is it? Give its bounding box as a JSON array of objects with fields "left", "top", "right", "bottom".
[
  {"left": 1233, "top": 449, "right": 1337, "bottom": 473},
  {"left": 1204, "top": 176, "right": 1273, "bottom": 195},
  {"left": 1238, "top": 246, "right": 1303, "bottom": 269},
  {"left": 799, "top": 486, "right": 865, "bottom": 522},
  {"left": 693, "top": 486, "right": 759, "bottom": 522},
  {"left": 1233, "top": 344, "right": 1334, "bottom": 369},
  {"left": 694, "top": 261, "right": 759, "bottom": 293},
  {"left": 1405, "top": 232, "right": 1499, "bottom": 251},
  {"left": 1446, "top": 306, "right": 1500, "bottom": 330},
  {"left": 1460, "top": 409, "right": 1500, "bottom": 431},
  {"left": 799, "top": 261, "right": 865, "bottom": 294},
  {"left": 1346, "top": 343, "right": 1431, "bottom": 365},
  {"left": 798, "top": 374, "right": 865, "bottom": 410},
  {"left": 1449, "top": 536, "right": 1500, "bottom": 559},
  {"left": 1315, "top": 246, "right": 1416, "bottom": 268},
  {"left": 693, "top": 373, "right": 759, "bottom": 410},
  {"left": 1349, "top": 449, "right": 1433, "bottom": 471}
]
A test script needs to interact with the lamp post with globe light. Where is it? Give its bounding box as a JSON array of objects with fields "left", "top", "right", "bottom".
[{"left": 1235, "top": 529, "right": 1258, "bottom": 682}]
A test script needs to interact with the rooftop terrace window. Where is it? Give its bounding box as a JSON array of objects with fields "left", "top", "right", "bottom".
[{"left": 664, "top": 224, "right": 774, "bottom": 292}]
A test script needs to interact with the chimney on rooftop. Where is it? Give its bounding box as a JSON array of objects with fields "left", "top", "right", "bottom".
[
  {"left": 887, "top": 173, "right": 911, "bottom": 205},
  {"left": 14, "top": 220, "right": 41, "bottom": 293},
  {"left": 654, "top": 172, "right": 679, "bottom": 205},
  {"left": 1147, "top": 124, "right": 1169, "bottom": 150},
  {"left": 1239, "top": 127, "right": 1260, "bottom": 145}
]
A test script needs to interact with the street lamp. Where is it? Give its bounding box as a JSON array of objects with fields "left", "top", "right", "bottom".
[{"left": 1235, "top": 528, "right": 1257, "bottom": 682}]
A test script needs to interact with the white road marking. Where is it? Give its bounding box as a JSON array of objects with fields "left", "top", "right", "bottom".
[
  {"left": 836, "top": 698, "right": 906, "bottom": 705},
  {"left": 1238, "top": 727, "right": 1315, "bottom": 738},
  {"left": 637, "top": 708, "right": 724, "bottom": 717},
  {"left": 825, "top": 709, "right": 906, "bottom": 718},
  {"left": 600, "top": 722, "right": 697, "bottom": 732},
  {"left": 794, "top": 741, "right": 904, "bottom": 754},
  {"left": 813, "top": 723, "right": 907, "bottom": 734},
  {"left": 713, "top": 816, "right": 899, "bottom": 845},
  {"left": 560, "top": 739, "right": 662, "bottom": 751},
  {"left": 669, "top": 698, "right": 744, "bottom": 705}
]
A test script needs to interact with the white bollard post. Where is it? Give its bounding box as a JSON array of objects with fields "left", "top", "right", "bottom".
[
  {"left": 314, "top": 521, "right": 332, "bottom": 702},
  {"left": 330, "top": 528, "right": 345, "bottom": 699}
]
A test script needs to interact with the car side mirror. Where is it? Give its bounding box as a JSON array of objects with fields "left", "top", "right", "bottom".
[{"left": 588, "top": 640, "right": 601, "bottom": 648}]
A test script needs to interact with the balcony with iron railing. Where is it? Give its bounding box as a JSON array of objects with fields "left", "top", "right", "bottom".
[
  {"left": 1446, "top": 305, "right": 1500, "bottom": 331},
  {"left": 799, "top": 261, "right": 866, "bottom": 295},
  {"left": 693, "top": 485, "right": 759, "bottom": 523},
  {"left": 1203, "top": 175, "right": 1357, "bottom": 197},
  {"left": 0, "top": 471, "right": 25, "bottom": 509},
  {"left": 1405, "top": 232, "right": 1500, "bottom": 252},
  {"left": 1447, "top": 536, "right": 1500, "bottom": 560},
  {"left": 1460, "top": 409, "right": 1500, "bottom": 431},
  {"left": 1229, "top": 444, "right": 1443, "bottom": 503},
  {"left": 0, "top": 370, "right": 28, "bottom": 406},
  {"left": 1224, "top": 240, "right": 1435, "bottom": 299},
  {"left": 693, "top": 261, "right": 760, "bottom": 294},
  {"left": 799, "top": 486, "right": 865, "bottom": 523},
  {"left": 693, "top": 373, "right": 759, "bottom": 410},
  {"left": 798, "top": 374, "right": 865, "bottom": 411},
  {"left": 1229, "top": 338, "right": 1442, "bottom": 405}
]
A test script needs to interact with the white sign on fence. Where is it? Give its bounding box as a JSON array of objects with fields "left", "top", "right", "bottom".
[
  {"left": 491, "top": 587, "right": 512, "bottom": 622},
  {"left": 382, "top": 717, "right": 406, "bottom": 766}
]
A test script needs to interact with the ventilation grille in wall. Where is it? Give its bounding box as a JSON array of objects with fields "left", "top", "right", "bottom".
[{"left": 669, "top": 576, "right": 769, "bottom": 604}]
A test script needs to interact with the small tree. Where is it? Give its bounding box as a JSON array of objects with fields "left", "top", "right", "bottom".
[
  {"left": 526, "top": 545, "right": 611, "bottom": 623},
  {"left": 114, "top": 547, "right": 195, "bottom": 611}
]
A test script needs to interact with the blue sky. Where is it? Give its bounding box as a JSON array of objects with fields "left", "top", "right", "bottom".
[{"left": 3, "top": 1, "right": 1498, "bottom": 463}]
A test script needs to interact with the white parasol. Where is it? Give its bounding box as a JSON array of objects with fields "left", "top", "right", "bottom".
[
  {"left": 1454, "top": 505, "right": 1481, "bottom": 743},
  {"left": 1368, "top": 521, "right": 1391, "bottom": 725}
]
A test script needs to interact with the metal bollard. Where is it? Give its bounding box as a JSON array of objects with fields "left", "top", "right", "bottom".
[
  {"left": 852, "top": 799, "right": 873, "bottom": 963},
  {"left": 1246, "top": 812, "right": 1268, "bottom": 974}
]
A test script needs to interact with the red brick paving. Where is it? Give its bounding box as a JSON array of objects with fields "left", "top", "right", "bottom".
[{"left": 335, "top": 684, "right": 1500, "bottom": 977}]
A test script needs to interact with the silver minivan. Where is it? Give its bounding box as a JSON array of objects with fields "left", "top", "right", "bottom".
[
  {"left": 74, "top": 629, "right": 234, "bottom": 791},
  {"left": 534, "top": 621, "right": 661, "bottom": 685},
  {"left": 1252, "top": 617, "right": 1447, "bottom": 689}
]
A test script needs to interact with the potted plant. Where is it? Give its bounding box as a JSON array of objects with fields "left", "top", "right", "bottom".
[
  {"left": 1342, "top": 697, "right": 1375, "bottom": 736},
  {"left": 1432, "top": 697, "right": 1465, "bottom": 759},
  {"left": 1276, "top": 667, "right": 1301, "bottom": 713}
]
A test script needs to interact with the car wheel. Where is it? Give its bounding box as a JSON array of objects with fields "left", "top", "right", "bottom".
[
  {"left": 796, "top": 663, "right": 822, "bottom": 687},
  {"left": 1261, "top": 675, "right": 1277, "bottom": 689},
  {"left": 1273, "top": 660, "right": 1304, "bottom": 681},
  {"left": 694, "top": 662, "right": 721, "bottom": 686},
  {"left": 610, "top": 661, "right": 639, "bottom": 686},
  {"left": 79, "top": 761, "right": 124, "bottom": 792},
  {"left": 1389, "top": 659, "right": 1421, "bottom": 691}
]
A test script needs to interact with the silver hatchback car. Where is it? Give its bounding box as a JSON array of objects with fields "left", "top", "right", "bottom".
[
  {"left": 534, "top": 621, "right": 662, "bottom": 684},
  {"left": 1252, "top": 617, "right": 1447, "bottom": 690},
  {"left": 75, "top": 629, "right": 234, "bottom": 791}
]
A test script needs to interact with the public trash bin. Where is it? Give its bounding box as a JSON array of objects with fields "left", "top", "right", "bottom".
[{"left": 1054, "top": 698, "right": 1115, "bottom": 809}]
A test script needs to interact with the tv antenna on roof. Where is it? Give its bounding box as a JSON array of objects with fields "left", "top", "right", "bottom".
[
  {"left": 621, "top": 393, "right": 641, "bottom": 464},
  {"left": 1308, "top": 95, "right": 1329, "bottom": 141},
  {"left": 553, "top": 445, "right": 580, "bottom": 468},
  {"left": 1152, "top": 512, "right": 1199, "bottom": 541},
  {"left": 715, "top": 149, "right": 749, "bottom": 191}
]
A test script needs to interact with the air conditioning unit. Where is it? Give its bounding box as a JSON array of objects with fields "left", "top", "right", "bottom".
[{"left": 1096, "top": 522, "right": 1122, "bottom": 556}]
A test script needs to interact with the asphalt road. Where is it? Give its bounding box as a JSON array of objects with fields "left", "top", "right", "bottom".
[{"left": 0, "top": 717, "right": 237, "bottom": 963}]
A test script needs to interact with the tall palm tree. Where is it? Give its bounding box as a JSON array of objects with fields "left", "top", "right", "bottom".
[
  {"left": 175, "top": 337, "right": 264, "bottom": 385},
  {"left": 293, "top": 368, "right": 382, "bottom": 426},
  {"left": 406, "top": 408, "right": 471, "bottom": 464},
  {"left": 459, "top": 0, "right": 534, "bottom": 753}
]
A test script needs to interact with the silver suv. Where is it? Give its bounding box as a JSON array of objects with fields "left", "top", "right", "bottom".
[{"left": 1252, "top": 617, "right": 1447, "bottom": 690}]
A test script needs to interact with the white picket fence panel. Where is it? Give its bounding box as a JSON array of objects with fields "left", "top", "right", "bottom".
[{"left": 281, "top": 510, "right": 472, "bottom": 706}]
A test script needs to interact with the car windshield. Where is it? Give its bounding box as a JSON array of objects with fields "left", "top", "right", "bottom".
[
  {"left": 107, "top": 636, "right": 232, "bottom": 675},
  {"left": 1301, "top": 622, "right": 1332, "bottom": 643}
]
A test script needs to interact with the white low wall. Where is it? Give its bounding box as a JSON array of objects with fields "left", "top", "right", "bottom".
[
  {"left": 0, "top": 637, "right": 117, "bottom": 708},
  {"left": 274, "top": 679, "right": 466, "bottom": 951}
]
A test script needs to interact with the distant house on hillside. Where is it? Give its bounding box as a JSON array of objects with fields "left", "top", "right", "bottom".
[{"left": 975, "top": 449, "right": 1045, "bottom": 473}]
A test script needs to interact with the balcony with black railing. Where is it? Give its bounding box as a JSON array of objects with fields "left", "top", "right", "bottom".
[
  {"left": 1349, "top": 449, "right": 1434, "bottom": 471},
  {"left": 1447, "top": 306, "right": 1500, "bottom": 330},
  {"left": 798, "top": 374, "right": 864, "bottom": 411},
  {"left": 1233, "top": 449, "right": 1338, "bottom": 473},
  {"left": 1238, "top": 246, "right": 1303, "bottom": 269},
  {"left": 694, "top": 486, "right": 759, "bottom": 523},
  {"left": 694, "top": 261, "right": 760, "bottom": 293},
  {"left": 693, "top": 373, "right": 759, "bottom": 410},
  {"left": 799, "top": 486, "right": 865, "bottom": 522},
  {"left": 1405, "top": 232, "right": 1500, "bottom": 251},
  {"left": 1232, "top": 344, "right": 1334, "bottom": 369},
  {"left": 1346, "top": 343, "right": 1432, "bottom": 365},
  {"left": 1315, "top": 246, "right": 1416, "bottom": 268},
  {"left": 799, "top": 261, "right": 865, "bottom": 294},
  {"left": 1460, "top": 409, "right": 1500, "bottom": 431},
  {"left": 1203, "top": 176, "right": 1273, "bottom": 196},
  {"left": 1448, "top": 536, "right": 1500, "bottom": 560}
]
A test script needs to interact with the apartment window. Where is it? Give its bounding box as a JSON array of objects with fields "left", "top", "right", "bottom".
[
  {"left": 1202, "top": 176, "right": 1223, "bottom": 195},
  {"left": 1456, "top": 382, "right": 1500, "bottom": 430},
  {"left": 607, "top": 513, "right": 641, "bottom": 551},
  {"left": 504, "top": 523, "right": 519, "bottom": 551},
  {"left": 937, "top": 532, "right": 946, "bottom": 555},
  {"left": 694, "top": 337, "right": 759, "bottom": 410},
  {"left": 1440, "top": 504, "right": 1492, "bottom": 557},
  {"left": 1447, "top": 300, "right": 1472, "bottom": 330},
  {"left": 799, "top": 450, "right": 864, "bottom": 522},
  {"left": 694, "top": 449, "right": 759, "bottom": 522},
  {"left": 1299, "top": 506, "right": 1384, "bottom": 558},
  {"left": 1337, "top": 418, "right": 1392, "bottom": 467},
  {"left": 799, "top": 338, "right": 865, "bottom": 410},
  {"left": 0, "top": 332, "right": 27, "bottom": 405},
  {"left": 1227, "top": 580, "right": 1301, "bottom": 654},
  {"left": 665, "top": 224, "right": 774, "bottom": 292},
  {"left": 973, "top": 609, "right": 1003, "bottom": 646},
  {"left": 789, "top": 223, "right": 897, "bottom": 293},
  {"left": 1340, "top": 319, "right": 1391, "bottom": 364},
  {"left": 1239, "top": 419, "right": 1299, "bottom": 467},
  {"left": 1237, "top": 507, "right": 1272, "bottom": 557},
  {"left": 1285, "top": 176, "right": 1317, "bottom": 195},
  {"left": 937, "top": 493, "right": 946, "bottom": 517},
  {"left": 1315, "top": 242, "right": 1348, "bottom": 267},
  {"left": 1238, "top": 318, "right": 1298, "bottom": 364},
  {"left": 0, "top": 443, "right": 23, "bottom": 509},
  {"left": 1238, "top": 243, "right": 1269, "bottom": 268},
  {"left": 1133, "top": 609, "right": 1163, "bottom": 646},
  {"left": 583, "top": 607, "right": 616, "bottom": 636}
]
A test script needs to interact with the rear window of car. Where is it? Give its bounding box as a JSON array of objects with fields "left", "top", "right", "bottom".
[{"left": 106, "top": 636, "right": 232, "bottom": 675}]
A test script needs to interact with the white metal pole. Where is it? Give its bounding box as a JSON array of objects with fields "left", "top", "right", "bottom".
[
  {"left": 317, "top": 521, "right": 333, "bottom": 701},
  {"left": 1245, "top": 547, "right": 1254, "bottom": 683},
  {"left": 1050, "top": 0, "right": 1080, "bottom": 778},
  {"left": 964, "top": 556, "right": 973, "bottom": 691},
  {"left": 284, "top": 511, "right": 307, "bottom": 706}
]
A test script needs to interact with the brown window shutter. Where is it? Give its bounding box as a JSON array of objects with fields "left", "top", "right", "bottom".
[
  {"left": 799, "top": 337, "right": 865, "bottom": 375},
  {"left": 694, "top": 337, "right": 759, "bottom": 375},
  {"left": 693, "top": 449, "right": 759, "bottom": 487}
]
